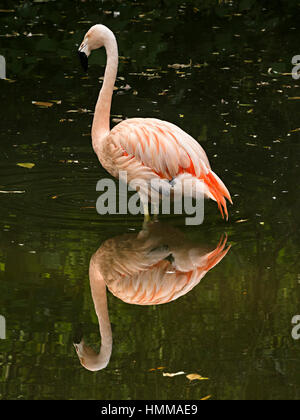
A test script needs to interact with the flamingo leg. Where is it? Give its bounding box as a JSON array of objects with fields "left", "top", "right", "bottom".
[
  {"left": 142, "top": 201, "right": 151, "bottom": 229},
  {"left": 152, "top": 202, "right": 159, "bottom": 221},
  {"left": 143, "top": 203, "right": 150, "bottom": 220}
]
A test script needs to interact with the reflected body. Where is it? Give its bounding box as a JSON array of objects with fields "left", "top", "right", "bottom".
[
  {"left": 74, "top": 222, "right": 230, "bottom": 371},
  {"left": 78, "top": 25, "right": 232, "bottom": 219}
]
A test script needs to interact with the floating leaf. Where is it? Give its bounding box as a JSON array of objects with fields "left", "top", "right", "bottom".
[
  {"left": 163, "top": 371, "right": 185, "bottom": 377},
  {"left": 32, "top": 101, "right": 53, "bottom": 108},
  {"left": 200, "top": 395, "right": 212, "bottom": 401},
  {"left": 0, "top": 190, "right": 25, "bottom": 194},
  {"left": 17, "top": 163, "right": 35, "bottom": 169},
  {"left": 194, "top": 62, "right": 209, "bottom": 69},
  {"left": 186, "top": 374, "right": 209, "bottom": 381},
  {"left": 149, "top": 366, "right": 166, "bottom": 372},
  {"left": 67, "top": 108, "right": 90, "bottom": 113},
  {"left": 168, "top": 60, "right": 192, "bottom": 69}
]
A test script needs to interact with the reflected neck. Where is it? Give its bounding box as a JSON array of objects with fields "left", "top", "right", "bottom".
[
  {"left": 89, "top": 259, "right": 112, "bottom": 370},
  {"left": 92, "top": 33, "right": 119, "bottom": 148}
]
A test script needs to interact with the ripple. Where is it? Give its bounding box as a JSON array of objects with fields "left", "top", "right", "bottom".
[{"left": 0, "top": 161, "right": 133, "bottom": 231}]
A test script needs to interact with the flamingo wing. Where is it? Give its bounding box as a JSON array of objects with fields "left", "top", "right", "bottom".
[
  {"left": 110, "top": 118, "right": 210, "bottom": 179},
  {"left": 110, "top": 118, "right": 232, "bottom": 218},
  {"left": 106, "top": 235, "right": 231, "bottom": 305}
]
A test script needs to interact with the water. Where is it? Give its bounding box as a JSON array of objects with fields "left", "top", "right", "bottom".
[{"left": 0, "top": 0, "right": 299, "bottom": 400}]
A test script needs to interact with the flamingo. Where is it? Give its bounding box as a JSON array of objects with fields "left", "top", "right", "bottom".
[
  {"left": 74, "top": 222, "right": 231, "bottom": 371},
  {"left": 78, "top": 24, "right": 232, "bottom": 220}
]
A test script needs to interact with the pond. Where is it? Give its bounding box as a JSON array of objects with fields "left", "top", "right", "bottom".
[{"left": 0, "top": 0, "right": 299, "bottom": 400}]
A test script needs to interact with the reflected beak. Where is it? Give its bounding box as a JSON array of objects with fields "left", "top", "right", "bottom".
[
  {"left": 78, "top": 43, "right": 89, "bottom": 72},
  {"left": 73, "top": 339, "right": 85, "bottom": 354}
]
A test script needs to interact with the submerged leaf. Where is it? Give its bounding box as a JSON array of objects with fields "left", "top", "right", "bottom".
[
  {"left": 17, "top": 163, "right": 35, "bottom": 169},
  {"left": 186, "top": 374, "right": 209, "bottom": 381}
]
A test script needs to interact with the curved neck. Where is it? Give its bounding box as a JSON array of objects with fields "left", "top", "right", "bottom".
[
  {"left": 92, "top": 34, "right": 118, "bottom": 147},
  {"left": 89, "top": 258, "right": 112, "bottom": 370}
]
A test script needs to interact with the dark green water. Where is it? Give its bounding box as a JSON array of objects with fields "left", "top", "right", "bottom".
[{"left": 0, "top": 0, "right": 299, "bottom": 400}]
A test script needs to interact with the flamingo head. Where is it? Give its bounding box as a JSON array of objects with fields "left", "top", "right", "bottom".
[
  {"left": 74, "top": 339, "right": 99, "bottom": 372},
  {"left": 78, "top": 24, "right": 112, "bottom": 71},
  {"left": 73, "top": 339, "right": 111, "bottom": 372}
]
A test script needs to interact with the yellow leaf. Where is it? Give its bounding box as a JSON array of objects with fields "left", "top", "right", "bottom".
[
  {"left": 186, "top": 374, "right": 209, "bottom": 381},
  {"left": 17, "top": 163, "right": 35, "bottom": 169},
  {"left": 200, "top": 395, "right": 212, "bottom": 401},
  {"left": 149, "top": 366, "right": 166, "bottom": 372},
  {"left": 236, "top": 219, "right": 248, "bottom": 224},
  {"left": 32, "top": 101, "right": 53, "bottom": 108}
]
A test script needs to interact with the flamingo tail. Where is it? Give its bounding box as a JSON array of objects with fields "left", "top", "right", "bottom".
[{"left": 203, "top": 170, "right": 232, "bottom": 220}]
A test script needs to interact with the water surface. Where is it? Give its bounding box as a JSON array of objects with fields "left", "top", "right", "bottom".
[{"left": 0, "top": 0, "right": 299, "bottom": 400}]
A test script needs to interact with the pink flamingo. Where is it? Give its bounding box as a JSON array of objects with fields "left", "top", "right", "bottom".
[
  {"left": 74, "top": 222, "right": 231, "bottom": 371},
  {"left": 78, "top": 25, "right": 232, "bottom": 220}
]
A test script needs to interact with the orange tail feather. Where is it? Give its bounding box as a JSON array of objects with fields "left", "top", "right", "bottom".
[{"left": 203, "top": 171, "right": 232, "bottom": 220}]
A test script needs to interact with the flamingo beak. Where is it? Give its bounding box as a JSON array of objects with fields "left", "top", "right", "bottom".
[
  {"left": 78, "top": 51, "right": 88, "bottom": 72},
  {"left": 78, "top": 43, "right": 89, "bottom": 72}
]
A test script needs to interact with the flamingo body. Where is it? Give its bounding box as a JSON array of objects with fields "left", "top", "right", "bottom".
[
  {"left": 99, "top": 117, "right": 232, "bottom": 218},
  {"left": 98, "top": 227, "right": 230, "bottom": 305}
]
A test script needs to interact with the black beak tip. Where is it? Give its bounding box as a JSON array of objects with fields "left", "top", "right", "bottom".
[{"left": 78, "top": 51, "right": 88, "bottom": 72}]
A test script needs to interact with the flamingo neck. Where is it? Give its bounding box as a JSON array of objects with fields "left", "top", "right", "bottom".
[
  {"left": 89, "top": 260, "right": 112, "bottom": 371},
  {"left": 92, "top": 32, "right": 118, "bottom": 149}
]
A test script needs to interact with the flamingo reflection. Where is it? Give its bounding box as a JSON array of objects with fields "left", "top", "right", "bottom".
[{"left": 74, "top": 222, "right": 231, "bottom": 371}]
